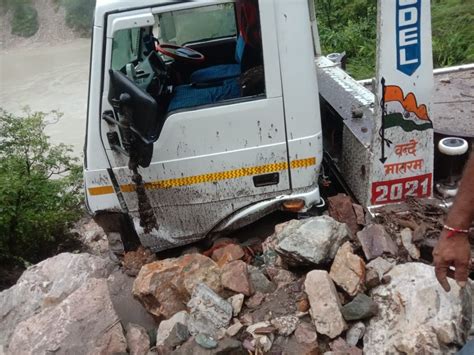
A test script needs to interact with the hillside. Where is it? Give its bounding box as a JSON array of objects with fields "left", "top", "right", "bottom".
[
  {"left": 0, "top": 0, "right": 94, "bottom": 50},
  {"left": 316, "top": 0, "right": 474, "bottom": 79}
]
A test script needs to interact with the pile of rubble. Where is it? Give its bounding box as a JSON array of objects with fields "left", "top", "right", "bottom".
[{"left": 0, "top": 194, "right": 472, "bottom": 354}]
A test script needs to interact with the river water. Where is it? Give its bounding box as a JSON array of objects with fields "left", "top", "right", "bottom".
[{"left": 0, "top": 39, "right": 91, "bottom": 156}]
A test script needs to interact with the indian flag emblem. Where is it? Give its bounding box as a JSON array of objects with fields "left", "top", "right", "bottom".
[{"left": 383, "top": 85, "right": 433, "bottom": 132}]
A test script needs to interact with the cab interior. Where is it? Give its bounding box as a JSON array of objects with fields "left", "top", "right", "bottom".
[{"left": 109, "top": 0, "right": 265, "bottom": 125}]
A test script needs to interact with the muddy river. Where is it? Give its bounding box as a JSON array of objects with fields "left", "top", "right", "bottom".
[{"left": 0, "top": 39, "right": 91, "bottom": 156}]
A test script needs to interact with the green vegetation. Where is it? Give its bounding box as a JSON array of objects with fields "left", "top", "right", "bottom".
[
  {"left": 61, "top": 0, "right": 96, "bottom": 36},
  {"left": 316, "top": 0, "right": 474, "bottom": 79},
  {"left": 0, "top": 109, "right": 83, "bottom": 268},
  {"left": 431, "top": 0, "right": 474, "bottom": 67},
  {"left": 1, "top": 0, "right": 96, "bottom": 38},
  {"left": 1, "top": 0, "right": 39, "bottom": 37}
]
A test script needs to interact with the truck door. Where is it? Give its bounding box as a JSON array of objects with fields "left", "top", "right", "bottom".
[{"left": 99, "top": 2, "right": 291, "bottom": 250}]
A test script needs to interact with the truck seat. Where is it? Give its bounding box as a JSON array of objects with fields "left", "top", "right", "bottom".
[
  {"left": 167, "top": 78, "right": 241, "bottom": 112},
  {"left": 189, "top": 36, "right": 245, "bottom": 83},
  {"left": 190, "top": 0, "right": 261, "bottom": 84}
]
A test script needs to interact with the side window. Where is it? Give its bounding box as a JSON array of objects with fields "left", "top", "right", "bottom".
[
  {"left": 111, "top": 28, "right": 141, "bottom": 70},
  {"left": 156, "top": 4, "right": 236, "bottom": 45}
]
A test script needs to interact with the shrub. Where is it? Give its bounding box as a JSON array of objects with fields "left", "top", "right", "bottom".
[
  {"left": 61, "top": 0, "right": 96, "bottom": 36},
  {"left": 0, "top": 109, "right": 83, "bottom": 266},
  {"left": 10, "top": 0, "right": 39, "bottom": 38}
]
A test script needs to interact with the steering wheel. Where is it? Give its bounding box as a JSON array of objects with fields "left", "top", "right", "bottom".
[{"left": 155, "top": 43, "right": 205, "bottom": 64}]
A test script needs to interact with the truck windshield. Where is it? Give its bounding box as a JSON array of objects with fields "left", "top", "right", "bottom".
[
  {"left": 111, "top": 28, "right": 141, "bottom": 70},
  {"left": 156, "top": 3, "right": 236, "bottom": 45}
]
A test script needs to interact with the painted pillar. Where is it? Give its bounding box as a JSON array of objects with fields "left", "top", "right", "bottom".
[{"left": 369, "top": 0, "right": 434, "bottom": 206}]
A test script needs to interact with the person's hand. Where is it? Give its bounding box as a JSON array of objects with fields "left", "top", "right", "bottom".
[{"left": 433, "top": 230, "right": 470, "bottom": 292}]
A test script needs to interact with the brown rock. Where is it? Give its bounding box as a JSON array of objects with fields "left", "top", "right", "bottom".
[
  {"left": 304, "top": 270, "right": 347, "bottom": 339},
  {"left": 356, "top": 224, "right": 398, "bottom": 260},
  {"left": 126, "top": 323, "right": 150, "bottom": 355},
  {"left": 132, "top": 254, "right": 222, "bottom": 319},
  {"left": 211, "top": 244, "right": 245, "bottom": 263},
  {"left": 266, "top": 266, "right": 297, "bottom": 288},
  {"left": 352, "top": 203, "right": 366, "bottom": 226},
  {"left": 221, "top": 260, "right": 253, "bottom": 296},
  {"left": 294, "top": 322, "right": 318, "bottom": 345},
  {"left": 329, "top": 242, "right": 365, "bottom": 296},
  {"left": 123, "top": 246, "right": 156, "bottom": 277},
  {"left": 330, "top": 337, "right": 362, "bottom": 355},
  {"left": 296, "top": 297, "right": 310, "bottom": 313},
  {"left": 245, "top": 292, "right": 265, "bottom": 309},
  {"left": 328, "top": 194, "right": 360, "bottom": 237}
]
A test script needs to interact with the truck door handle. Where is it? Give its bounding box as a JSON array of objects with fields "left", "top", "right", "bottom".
[{"left": 253, "top": 173, "right": 279, "bottom": 187}]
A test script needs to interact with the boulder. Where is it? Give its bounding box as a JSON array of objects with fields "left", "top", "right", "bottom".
[
  {"left": 227, "top": 294, "right": 245, "bottom": 317},
  {"left": 266, "top": 267, "right": 297, "bottom": 288},
  {"left": 341, "top": 293, "right": 378, "bottom": 321},
  {"left": 187, "top": 283, "right": 233, "bottom": 338},
  {"left": 211, "top": 244, "right": 245, "bottom": 263},
  {"left": 156, "top": 311, "right": 189, "bottom": 348},
  {"left": 72, "top": 218, "right": 109, "bottom": 256},
  {"left": 122, "top": 246, "right": 156, "bottom": 276},
  {"left": 294, "top": 322, "right": 318, "bottom": 345},
  {"left": 364, "top": 263, "right": 472, "bottom": 354},
  {"left": 0, "top": 253, "right": 116, "bottom": 349},
  {"left": 400, "top": 227, "right": 420, "bottom": 260},
  {"left": 248, "top": 266, "right": 276, "bottom": 294},
  {"left": 226, "top": 320, "right": 244, "bottom": 337},
  {"left": 126, "top": 323, "right": 150, "bottom": 355},
  {"left": 304, "top": 270, "right": 347, "bottom": 338},
  {"left": 356, "top": 224, "right": 398, "bottom": 260},
  {"left": 221, "top": 261, "right": 253, "bottom": 296},
  {"left": 328, "top": 193, "right": 360, "bottom": 237},
  {"left": 8, "top": 278, "right": 127, "bottom": 354},
  {"left": 132, "top": 254, "right": 222, "bottom": 319},
  {"left": 329, "top": 242, "right": 366, "bottom": 296},
  {"left": 346, "top": 322, "right": 365, "bottom": 347},
  {"left": 274, "top": 216, "right": 350, "bottom": 265}
]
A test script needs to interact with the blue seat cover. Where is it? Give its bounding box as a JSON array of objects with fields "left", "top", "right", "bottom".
[
  {"left": 190, "top": 64, "right": 241, "bottom": 83},
  {"left": 168, "top": 78, "right": 241, "bottom": 112},
  {"left": 189, "top": 36, "right": 245, "bottom": 83}
]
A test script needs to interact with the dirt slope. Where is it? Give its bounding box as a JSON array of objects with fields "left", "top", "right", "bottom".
[{"left": 0, "top": 0, "right": 76, "bottom": 51}]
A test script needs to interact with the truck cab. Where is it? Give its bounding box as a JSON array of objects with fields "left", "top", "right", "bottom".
[{"left": 84, "top": 0, "right": 323, "bottom": 252}]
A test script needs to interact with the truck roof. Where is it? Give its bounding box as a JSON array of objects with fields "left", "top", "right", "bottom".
[{"left": 94, "top": 0, "right": 232, "bottom": 27}]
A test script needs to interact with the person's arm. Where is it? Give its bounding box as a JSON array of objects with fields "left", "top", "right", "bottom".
[{"left": 434, "top": 151, "right": 474, "bottom": 292}]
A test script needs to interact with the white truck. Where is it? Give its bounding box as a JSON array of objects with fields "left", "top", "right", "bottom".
[{"left": 84, "top": 0, "right": 436, "bottom": 252}]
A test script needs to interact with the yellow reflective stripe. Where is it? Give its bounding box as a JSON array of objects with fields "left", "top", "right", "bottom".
[
  {"left": 89, "top": 157, "right": 316, "bottom": 196},
  {"left": 87, "top": 185, "right": 115, "bottom": 196},
  {"left": 291, "top": 157, "right": 316, "bottom": 169}
]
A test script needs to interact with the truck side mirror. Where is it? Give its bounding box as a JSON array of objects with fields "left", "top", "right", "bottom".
[{"left": 108, "top": 69, "right": 164, "bottom": 145}]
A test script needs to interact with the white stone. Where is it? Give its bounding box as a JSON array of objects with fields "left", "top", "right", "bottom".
[
  {"left": 227, "top": 293, "right": 245, "bottom": 317},
  {"left": 364, "top": 263, "right": 472, "bottom": 354},
  {"left": 126, "top": 323, "right": 150, "bottom": 355},
  {"left": 8, "top": 278, "right": 127, "bottom": 354},
  {"left": 329, "top": 242, "right": 365, "bottom": 296},
  {"left": 0, "top": 253, "right": 116, "bottom": 349},
  {"left": 346, "top": 322, "right": 365, "bottom": 347},
  {"left": 400, "top": 228, "right": 420, "bottom": 259},
  {"left": 156, "top": 311, "right": 189, "bottom": 347},
  {"left": 226, "top": 320, "right": 243, "bottom": 337},
  {"left": 304, "top": 270, "right": 347, "bottom": 338},
  {"left": 274, "top": 216, "right": 350, "bottom": 265},
  {"left": 187, "top": 283, "right": 233, "bottom": 337}
]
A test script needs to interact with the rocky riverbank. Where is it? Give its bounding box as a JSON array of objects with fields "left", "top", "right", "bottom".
[{"left": 1, "top": 194, "right": 473, "bottom": 354}]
